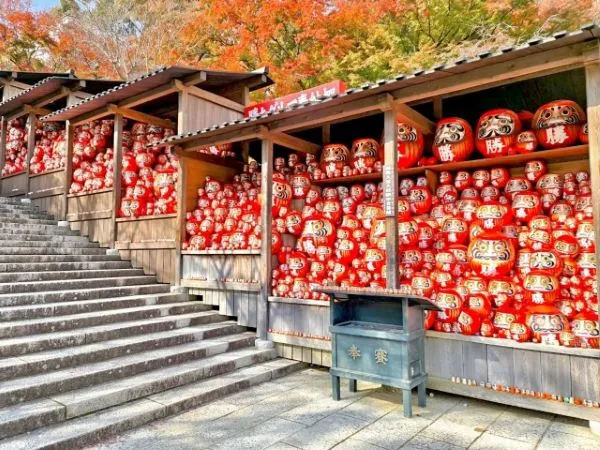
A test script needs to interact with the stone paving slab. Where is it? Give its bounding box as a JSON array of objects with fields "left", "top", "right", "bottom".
[{"left": 87, "top": 367, "right": 600, "bottom": 450}]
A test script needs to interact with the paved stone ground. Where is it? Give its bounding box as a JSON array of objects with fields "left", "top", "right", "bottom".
[{"left": 86, "top": 368, "right": 600, "bottom": 450}]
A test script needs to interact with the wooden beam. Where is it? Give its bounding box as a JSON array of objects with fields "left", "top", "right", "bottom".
[
  {"left": 0, "top": 77, "right": 31, "bottom": 90},
  {"left": 258, "top": 138, "right": 274, "bottom": 341},
  {"left": 181, "top": 71, "right": 207, "bottom": 87},
  {"left": 185, "top": 84, "right": 246, "bottom": 114},
  {"left": 61, "top": 120, "right": 74, "bottom": 220},
  {"left": 110, "top": 113, "right": 124, "bottom": 244},
  {"left": 180, "top": 126, "right": 264, "bottom": 151},
  {"left": 67, "top": 91, "right": 90, "bottom": 107},
  {"left": 174, "top": 145, "right": 186, "bottom": 285},
  {"left": 584, "top": 61, "right": 600, "bottom": 312},
  {"left": 32, "top": 86, "right": 71, "bottom": 109},
  {"left": 25, "top": 113, "right": 36, "bottom": 194},
  {"left": 263, "top": 128, "right": 320, "bottom": 154},
  {"left": 119, "top": 84, "right": 178, "bottom": 109},
  {"left": 387, "top": 95, "right": 435, "bottom": 134},
  {"left": 70, "top": 105, "right": 112, "bottom": 125},
  {"left": 107, "top": 105, "right": 175, "bottom": 129},
  {"left": 269, "top": 93, "right": 391, "bottom": 133},
  {"left": 383, "top": 109, "right": 398, "bottom": 289},
  {"left": 390, "top": 41, "right": 595, "bottom": 104},
  {"left": 0, "top": 118, "right": 6, "bottom": 177},
  {"left": 177, "top": 88, "right": 189, "bottom": 134}
]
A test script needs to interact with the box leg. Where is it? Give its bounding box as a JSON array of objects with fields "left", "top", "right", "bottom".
[
  {"left": 418, "top": 382, "right": 427, "bottom": 407},
  {"left": 332, "top": 375, "right": 340, "bottom": 401},
  {"left": 349, "top": 379, "right": 357, "bottom": 393},
  {"left": 403, "top": 389, "right": 412, "bottom": 418}
]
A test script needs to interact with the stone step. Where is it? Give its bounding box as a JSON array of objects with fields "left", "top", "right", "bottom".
[
  {"left": 0, "top": 289, "right": 184, "bottom": 321},
  {"left": 0, "top": 268, "right": 142, "bottom": 283},
  {"left": 0, "top": 227, "right": 78, "bottom": 237},
  {"left": 0, "top": 212, "right": 54, "bottom": 220},
  {"left": 0, "top": 205, "right": 40, "bottom": 213},
  {"left": 0, "top": 309, "right": 225, "bottom": 357},
  {"left": 0, "top": 300, "right": 207, "bottom": 338},
  {"left": 0, "top": 332, "right": 259, "bottom": 408},
  {"left": 0, "top": 222, "right": 61, "bottom": 231},
  {"left": 0, "top": 321, "right": 245, "bottom": 381},
  {"left": 0, "top": 355, "right": 298, "bottom": 446},
  {"left": 0, "top": 246, "right": 108, "bottom": 256},
  {"left": 0, "top": 275, "right": 157, "bottom": 295},
  {"left": 0, "top": 233, "right": 89, "bottom": 243},
  {"left": 0, "top": 260, "right": 131, "bottom": 273},
  {"left": 0, "top": 217, "right": 57, "bottom": 225},
  {"left": 0, "top": 240, "right": 100, "bottom": 249},
  {"left": 0, "top": 283, "right": 170, "bottom": 307},
  {"left": 0, "top": 254, "right": 120, "bottom": 264}
]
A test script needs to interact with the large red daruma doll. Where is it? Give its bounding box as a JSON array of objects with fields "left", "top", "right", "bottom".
[
  {"left": 467, "top": 232, "right": 515, "bottom": 278},
  {"left": 320, "top": 143, "right": 350, "bottom": 178},
  {"left": 532, "top": 100, "right": 586, "bottom": 149},
  {"left": 397, "top": 122, "right": 424, "bottom": 169},
  {"left": 475, "top": 108, "right": 522, "bottom": 158},
  {"left": 432, "top": 117, "right": 474, "bottom": 163}
]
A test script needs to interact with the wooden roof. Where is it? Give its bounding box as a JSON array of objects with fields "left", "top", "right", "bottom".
[
  {"left": 43, "top": 66, "right": 273, "bottom": 122},
  {"left": 153, "top": 24, "right": 600, "bottom": 150}
]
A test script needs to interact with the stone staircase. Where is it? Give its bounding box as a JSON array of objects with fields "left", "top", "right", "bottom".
[{"left": 0, "top": 197, "right": 301, "bottom": 450}]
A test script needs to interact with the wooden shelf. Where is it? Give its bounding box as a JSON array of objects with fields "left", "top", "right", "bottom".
[
  {"left": 67, "top": 187, "right": 114, "bottom": 198},
  {"left": 116, "top": 213, "right": 177, "bottom": 223},
  {"left": 413, "top": 145, "right": 589, "bottom": 174},
  {"left": 425, "top": 331, "right": 598, "bottom": 357},
  {"left": 1, "top": 170, "right": 26, "bottom": 180},
  {"left": 29, "top": 167, "right": 65, "bottom": 178},
  {"left": 182, "top": 249, "right": 261, "bottom": 255},
  {"left": 427, "top": 377, "right": 600, "bottom": 422},
  {"left": 268, "top": 296, "right": 329, "bottom": 306},
  {"left": 312, "top": 172, "right": 382, "bottom": 185},
  {"left": 182, "top": 279, "right": 260, "bottom": 292}
]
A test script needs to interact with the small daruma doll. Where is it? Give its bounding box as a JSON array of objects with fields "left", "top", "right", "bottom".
[
  {"left": 475, "top": 108, "right": 522, "bottom": 158},
  {"left": 532, "top": 100, "right": 586, "bottom": 149},
  {"left": 571, "top": 310, "right": 599, "bottom": 349},
  {"left": 350, "top": 138, "right": 382, "bottom": 173},
  {"left": 526, "top": 304, "right": 569, "bottom": 344},
  {"left": 320, "top": 143, "right": 349, "bottom": 178},
  {"left": 432, "top": 117, "right": 474, "bottom": 163},
  {"left": 397, "top": 122, "right": 424, "bottom": 169}
]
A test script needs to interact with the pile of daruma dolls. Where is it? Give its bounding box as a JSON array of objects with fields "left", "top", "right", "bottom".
[
  {"left": 182, "top": 159, "right": 262, "bottom": 251},
  {"left": 1, "top": 118, "right": 28, "bottom": 176},
  {"left": 117, "top": 122, "right": 178, "bottom": 218},
  {"left": 29, "top": 122, "right": 67, "bottom": 175}
]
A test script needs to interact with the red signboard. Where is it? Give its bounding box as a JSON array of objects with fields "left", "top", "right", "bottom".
[{"left": 244, "top": 80, "right": 347, "bottom": 118}]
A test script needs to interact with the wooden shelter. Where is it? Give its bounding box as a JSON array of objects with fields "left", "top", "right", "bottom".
[
  {"left": 42, "top": 66, "right": 272, "bottom": 283},
  {"left": 156, "top": 25, "right": 600, "bottom": 422},
  {"left": 0, "top": 76, "right": 122, "bottom": 212}
]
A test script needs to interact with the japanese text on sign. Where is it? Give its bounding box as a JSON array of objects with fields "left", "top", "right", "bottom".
[
  {"left": 383, "top": 164, "right": 395, "bottom": 216},
  {"left": 244, "top": 81, "right": 346, "bottom": 118}
]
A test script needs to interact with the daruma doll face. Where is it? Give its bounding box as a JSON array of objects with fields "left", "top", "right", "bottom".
[
  {"left": 475, "top": 108, "right": 521, "bottom": 158},
  {"left": 432, "top": 117, "right": 474, "bottom": 163},
  {"left": 532, "top": 100, "right": 585, "bottom": 149}
]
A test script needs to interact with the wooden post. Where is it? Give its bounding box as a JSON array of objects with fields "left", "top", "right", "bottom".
[
  {"left": 383, "top": 109, "right": 399, "bottom": 289},
  {"left": 61, "top": 120, "right": 74, "bottom": 220},
  {"left": 433, "top": 97, "right": 443, "bottom": 120},
  {"left": 174, "top": 147, "right": 187, "bottom": 285},
  {"left": 584, "top": 62, "right": 600, "bottom": 312},
  {"left": 0, "top": 117, "right": 6, "bottom": 179},
  {"left": 322, "top": 124, "right": 331, "bottom": 145},
  {"left": 25, "top": 113, "right": 36, "bottom": 196},
  {"left": 111, "top": 113, "right": 124, "bottom": 245},
  {"left": 258, "top": 138, "right": 273, "bottom": 341},
  {"left": 177, "top": 88, "right": 189, "bottom": 134}
]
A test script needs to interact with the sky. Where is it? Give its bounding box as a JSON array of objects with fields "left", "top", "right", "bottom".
[{"left": 31, "top": 0, "right": 59, "bottom": 10}]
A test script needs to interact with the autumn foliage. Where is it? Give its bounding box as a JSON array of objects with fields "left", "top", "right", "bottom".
[{"left": 1, "top": 0, "right": 598, "bottom": 96}]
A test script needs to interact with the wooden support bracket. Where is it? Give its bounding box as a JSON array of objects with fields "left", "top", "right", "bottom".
[
  {"left": 386, "top": 94, "right": 436, "bottom": 134},
  {"left": 23, "top": 105, "right": 51, "bottom": 117},
  {"left": 107, "top": 104, "right": 175, "bottom": 129}
]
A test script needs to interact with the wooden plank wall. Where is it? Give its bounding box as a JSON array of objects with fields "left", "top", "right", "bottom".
[
  {"left": 189, "top": 287, "right": 260, "bottom": 328},
  {"left": 115, "top": 216, "right": 178, "bottom": 283},
  {"left": 182, "top": 253, "right": 261, "bottom": 283},
  {"left": 0, "top": 173, "right": 27, "bottom": 197},
  {"left": 185, "top": 94, "right": 243, "bottom": 131},
  {"left": 66, "top": 190, "right": 114, "bottom": 246},
  {"left": 424, "top": 334, "right": 600, "bottom": 402},
  {"left": 29, "top": 170, "right": 66, "bottom": 218}
]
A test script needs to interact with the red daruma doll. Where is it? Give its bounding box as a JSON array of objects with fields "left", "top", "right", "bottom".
[
  {"left": 532, "top": 100, "right": 586, "bottom": 149},
  {"left": 475, "top": 108, "right": 522, "bottom": 158},
  {"left": 397, "top": 122, "right": 424, "bottom": 169},
  {"left": 432, "top": 117, "right": 474, "bottom": 163}
]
